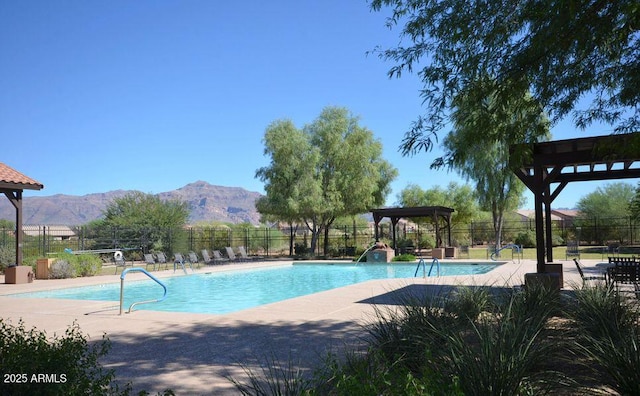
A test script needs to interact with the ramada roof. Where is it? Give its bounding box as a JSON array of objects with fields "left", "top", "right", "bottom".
[{"left": 0, "top": 162, "right": 44, "bottom": 190}]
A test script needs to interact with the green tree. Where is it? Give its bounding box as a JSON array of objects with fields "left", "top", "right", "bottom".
[
  {"left": 576, "top": 182, "right": 635, "bottom": 244},
  {"left": 397, "top": 182, "right": 478, "bottom": 229},
  {"left": 370, "top": 0, "right": 640, "bottom": 154},
  {"left": 101, "top": 191, "right": 189, "bottom": 253},
  {"left": 630, "top": 182, "right": 640, "bottom": 221},
  {"left": 256, "top": 106, "right": 397, "bottom": 255},
  {"left": 255, "top": 119, "right": 321, "bottom": 255},
  {"left": 437, "top": 81, "right": 550, "bottom": 248},
  {"left": 397, "top": 182, "right": 479, "bottom": 246}
]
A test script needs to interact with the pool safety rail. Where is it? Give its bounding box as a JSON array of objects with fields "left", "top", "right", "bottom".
[
  {"left": 119, "top": 267, "right": 167, "bottom": 315},
  {"left": 489, "top": 244, "right": 523, "bottom": 263},
  {"left": 415, "top": 258, "right": 440, "bottom": 278}
]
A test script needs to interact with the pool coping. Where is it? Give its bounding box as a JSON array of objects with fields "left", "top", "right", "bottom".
[{"left": 0, "top": 258, "right": 591, "bottom": 395}]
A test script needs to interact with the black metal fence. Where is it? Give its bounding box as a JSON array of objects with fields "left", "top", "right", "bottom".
[{"left": 1, "top": 216, "right": 639, "bottom": 265}]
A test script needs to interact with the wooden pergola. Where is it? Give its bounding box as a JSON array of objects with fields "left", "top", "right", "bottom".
[
  {"left": 512, "top": 132, "right": 640, "bottom": 273},
  {"left": 371, "top": 206, "right": 455, "bottom": 254},
  {"left": 0, "top": 163, "right": 44, "bottom": 266}
]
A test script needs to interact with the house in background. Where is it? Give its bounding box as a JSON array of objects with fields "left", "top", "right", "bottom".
[{"left": 23, "top": 225, "right": 76, "bottom": 241}]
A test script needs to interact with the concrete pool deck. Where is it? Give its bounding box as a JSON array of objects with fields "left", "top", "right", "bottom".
[{"left": 0, "top": 258, "right": 594, "bottom": 395}]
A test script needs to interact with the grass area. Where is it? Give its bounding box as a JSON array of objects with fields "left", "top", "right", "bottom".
[{"left": 466, "top": 245, "right": 619, "bottom": 261}]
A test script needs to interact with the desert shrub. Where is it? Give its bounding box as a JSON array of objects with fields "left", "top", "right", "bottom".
[
  {"left": 74, "top": 254, "right": 102, "bottom": 277},
  {"left": 49, "top": 258, "right": 76, "bottom": 279},
  {"left": 0, "top": 244, "right": 15, "bottom": 272},
  {"left": 569, "top": 284, "right": 640, "bottom": 395},
  {"left": 48, "top": 253, "right": 102, "bottom": 278},
  {"left": 514, "top": 230, "right": 536, "bottom": 248},
  {"left": 0, "top": 319, "right": 132, "bottom": 396}
]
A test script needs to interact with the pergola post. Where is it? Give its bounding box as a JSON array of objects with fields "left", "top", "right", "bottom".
[
  {"left": 512, "top": 133, "right": 640, "bottom": 274},
  {"left": 0, "top": 163, "right": 44, "bottom": 267}
]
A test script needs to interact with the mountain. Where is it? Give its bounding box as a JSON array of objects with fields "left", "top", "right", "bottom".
[{"left": 0, "top": 181, "right": 263, "bottom": 225}]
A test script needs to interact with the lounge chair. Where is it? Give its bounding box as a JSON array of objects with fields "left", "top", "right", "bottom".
[
  {"left": 173, "top": 253, "right": 193, "bottom": 273},
  {"left": 143, "top": 253, "right": 157, "bottom": 271},
  {"left": 201, "top": 249, "right": 228, "bottom": 265},
  {"left": 201, "top": 249, "right": 214, "bottom": 265},
  {"left": 225, "top": 247, "right": 242, "bottom": 262},
  {"left": 566, "top": 240, "right": 580, "bottom": 260},
  {"left": 237, "top": 246, "right": 262, "bottom": 261},
  {"left": 188, "top": 251, "right": 201, "bottom": 269},
  {"left": 155, "top": 252, "right": 169, "bottom": 270},
  {"left": 573, "top": 258, "right": 606, "bottom": 286},
  {"left": 212, "top": 250, "right": 230, "bottom": 264}
]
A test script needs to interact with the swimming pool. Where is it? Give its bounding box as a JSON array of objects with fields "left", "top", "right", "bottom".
[{"left": 10, "top": 262, "right": 500, "bottom": 314}]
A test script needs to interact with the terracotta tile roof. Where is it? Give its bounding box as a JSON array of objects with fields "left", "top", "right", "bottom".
[{"left": 0, "top": 162, "right": 44, "bottom": 190}]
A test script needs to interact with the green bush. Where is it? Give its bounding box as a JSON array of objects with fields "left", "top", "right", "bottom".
[
  {"left": 392, "top": 254, "right": 417, "bottom": 262},
  {"left": 0, "top": 319, "right": 131, "bottom": 395},
  {"left": 0, "top": 244, "right": 15, "bottom": 272},
  {"left": 74, "top": 254, "right": 102, "bottom": 277},
  {"left": 48, "top": 253, "right": 102, "bottom": 279},
  {"left": 514, "top": 230, "right": 536, "bottom": 248},
  {"left": 49, "top": 259, "right": 76, "bottom": 279}
]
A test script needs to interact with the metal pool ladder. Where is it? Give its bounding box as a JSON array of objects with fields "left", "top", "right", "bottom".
[
  {"left": 119, "top": 267, "right": 167, "bottom": 315},
  {"left": 415, "top": 258, "right": 440, "bottom": 278}
]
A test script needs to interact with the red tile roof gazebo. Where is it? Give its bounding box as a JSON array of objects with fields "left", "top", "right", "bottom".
[{"left": 0, "top": 162, "right": 44, "bottom": 266}]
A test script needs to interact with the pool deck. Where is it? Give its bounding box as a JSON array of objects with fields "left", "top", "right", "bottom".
[{"left": 0, "top": 258, "right": 596, "bottom": 395}]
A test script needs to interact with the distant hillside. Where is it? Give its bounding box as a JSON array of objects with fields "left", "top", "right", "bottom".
[{"left": 0, "top": 181, "right": 263, "bottom": 225}]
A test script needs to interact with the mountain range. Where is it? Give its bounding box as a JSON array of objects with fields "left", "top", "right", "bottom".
[{"left": 0, "top": 181, "right": 263, "bottom": 225}]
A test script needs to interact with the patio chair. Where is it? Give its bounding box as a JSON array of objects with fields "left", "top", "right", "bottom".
[
  {"left": 566, "top": 240, "right": 580, "bottom": 260},
  {"left": 155, "top": 252, "right": 169, "bottom": 270},
  {"left": 188, "top": 251, "right": 201, "bottom": 269},
  {"left": 573, "top": 258, "right": 606, "bottom": 286},
  {"left": 607, "top": 261, "right": 640, "bottom": 297},
  {"left": 212, "top": 250, "right": 230, "bottom": 264},
  {"left": 143, "top": 253, "right": 157, "bottom": 271},
  {"left": 114, "top": 250, "right": 128, "bottom": 274},
  {"left": 459, "top": 245, "right": 470, "bottom": 258},
  {"left": 225, "top": 247, "right": 242, "bottom": 262},
  {"left": 237, "top": 246, "right": 262, "bottom": 261},
  {"left": 173, "top": 253, "right": 193, "bottom": 273},
  {"left": 201, "top": 249, "right": 218, "bottom": 265}
]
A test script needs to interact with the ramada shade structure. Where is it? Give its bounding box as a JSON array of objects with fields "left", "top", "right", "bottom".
[
  {"left": 0, "top": 162, "right": 44, "bottom": 265},
  {"left": 371, "top": 206, "right": 454, "bottom": 253},
  {"left": 512, "top": 132, "right": 640, "bottom": 273}
]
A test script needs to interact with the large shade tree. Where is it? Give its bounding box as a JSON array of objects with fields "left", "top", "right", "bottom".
[
  {"left": 256, "top": 106, "right": 397, "bottom": 255},
  {"left": 97, "top": 191, "right": 189, "bottom": 253},
  {"left": 370, "top": 0, "right": 640, "bottom": 154},
  {"left": 397, "top": 182, "right": 478, "bottom": 246},
  {"left": 576, "top": 182, "right": 635, "bottom": 244},
  {"left": 437, "top": 80, "right": 551, "bottom": 249}
]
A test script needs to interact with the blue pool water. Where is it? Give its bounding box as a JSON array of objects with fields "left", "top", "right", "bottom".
[{"left": 10, "top": 262, "right": 500, "bottom": 314}]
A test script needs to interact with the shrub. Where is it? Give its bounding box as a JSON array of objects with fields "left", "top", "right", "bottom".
[
  {"left": 74, "top": 254, "right": 102, "bottom": 277},
  {"left": 0, "top": 244, "right": 15, "bottom": 272},
  {"left": 514, "top": 230, "right": 536, "bottom": 248},
  {"left": 392, "top": 254, "right": 416, "bottom": 262},
  {"left": 0, "top": 319, "right": 132, "bottom": 395},
  {"left": 47, "top": 253, "right": 102, "bottom": 279},
  {"left": 49, "top": 259, "right": 76, "bottom": 279}
]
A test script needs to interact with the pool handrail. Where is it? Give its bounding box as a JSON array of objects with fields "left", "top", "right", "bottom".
[
  {"left": 414, "top": 257, "right": 440, "bottom": 278},
  {"left": 427, "top": 258, "right": 440, "bottom": 277},
  {"left": 414, "top": 257, "right": 426, "bottom": 277},
  {"left": 119, "top": 267, "right": 168, "bottom": 315}
]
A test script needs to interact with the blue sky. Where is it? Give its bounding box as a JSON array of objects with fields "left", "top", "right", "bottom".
[{"left": 1, "top": 1, "right": 630, "bottom": 211}]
